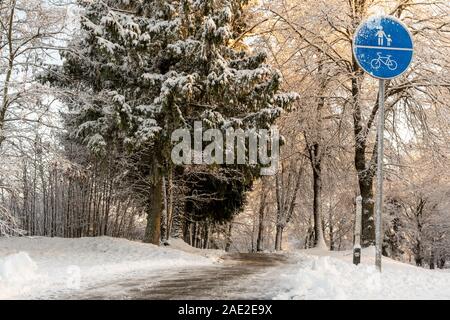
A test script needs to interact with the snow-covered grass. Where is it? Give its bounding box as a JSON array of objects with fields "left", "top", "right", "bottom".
[
  {"left": 0, "top": 236, "right": 218, "bottom": 299},
  {"left": 267, "top": 247, "right": 450, "bottom": 300}
]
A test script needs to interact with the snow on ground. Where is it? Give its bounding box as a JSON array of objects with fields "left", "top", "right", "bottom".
[
  {"left": 0, "top": 236, "right": 218, "bottom": 299},
  {"left": 2, "top": 236, "right": 449, "bottom": 300},
  {"left": 263, "top": 247, "right": 450, "bottom": 300},
  {"left": 165, "top": 238, "right": 224, "bottom": 261}
]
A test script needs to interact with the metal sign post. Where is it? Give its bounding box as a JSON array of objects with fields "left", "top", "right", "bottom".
[
  {"left": 375, "top": 79, "right": 385, "bottom": 271},
  {"left": 353, "top": 16, "right": 414, "bottom": 271}
]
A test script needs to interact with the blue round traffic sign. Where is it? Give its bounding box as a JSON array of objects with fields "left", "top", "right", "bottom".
[{"left": 353, "top": 16, "right": 413, "bottom": 79}]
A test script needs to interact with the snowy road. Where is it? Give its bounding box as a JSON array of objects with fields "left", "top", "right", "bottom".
[
  {"left": 58, "top": 253, "right": 291, "bottom": 300},
  {"left": 3, "top": 237, "right": 448, "bottom": 300}
]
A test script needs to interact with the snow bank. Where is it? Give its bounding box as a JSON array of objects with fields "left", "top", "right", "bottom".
[
  {"left": 0, "top": 252, "right": 40, "bottom": 298},
  {"left": 0, "top": 236, "right": 217, "bottom": 299},
  {"left": 270, "top": 248, "right": 450, "bottom": 300},
  {"left": 165, "top": 238, "right": 224, "bottom": 262},
  {"left": 0, "top": 252, "right": 43, "bottom": 299},
  {"left": 0, "top": 252, "right": 38, "bottom": 283}
]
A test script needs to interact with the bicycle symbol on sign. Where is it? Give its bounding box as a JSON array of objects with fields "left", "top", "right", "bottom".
[{"left": 371, "top": 52, "right": 398, "bottom": 71}]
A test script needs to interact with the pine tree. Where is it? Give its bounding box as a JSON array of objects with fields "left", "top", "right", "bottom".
[{"left": 47, "top": 0, "right": 295, "bottom": 245}]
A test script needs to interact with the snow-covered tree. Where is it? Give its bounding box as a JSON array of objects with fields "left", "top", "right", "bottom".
[
  {"left": 384, "top": 151, "right": 450, "bottom": 268},
  {"left": 258, "top": 0, "right": 450, "bottom": 246},
  {"left": 0, "top": 0, "right": 67, "bottom": 235},
  {"left": 46, "top": 0, "right": 295, "bottom": 244}
]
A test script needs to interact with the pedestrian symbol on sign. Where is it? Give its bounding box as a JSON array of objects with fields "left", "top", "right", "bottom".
[
  {"left": 387, "top": 35, "right": 392, "bottom": 46},
  {"left": 375, "top": 27, "right": 393, "bottom": 47}
]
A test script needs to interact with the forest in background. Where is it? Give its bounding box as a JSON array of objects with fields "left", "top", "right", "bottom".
[{"left": 0, "top": 0, "right": 449, "bottom": 269}]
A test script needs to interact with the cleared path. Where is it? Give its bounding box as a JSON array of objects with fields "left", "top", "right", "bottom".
[{"left": 59, "top": 253, "right": 290, "bottom": 300}]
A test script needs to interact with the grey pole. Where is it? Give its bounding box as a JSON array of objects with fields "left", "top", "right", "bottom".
[
  {"left": 353, "top": 195, "right": 362, "bottom": 265},
  {"left": 375, "top": 79, "right": 386, "bottom": 272}
]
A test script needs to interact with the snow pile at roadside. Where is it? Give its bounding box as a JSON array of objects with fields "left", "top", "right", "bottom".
[
  {"left": 0, "top": 236, "right": 218, "bottom": 299},
  {"left": 165, "top": 238, "right": 224, "bottom": 262},
  {"left": 0, "top": 252, "right": 38, "bottom": 283},
  {"left": 270, "top": 248, "right": 450, "bottom": 300},
  {"left": 0, "top": 252, "right": 40, "bottom": 298}
]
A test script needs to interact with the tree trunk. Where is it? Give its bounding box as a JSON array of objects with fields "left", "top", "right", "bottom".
[
  {"left": 329, "top": 208, "right": 334, "bottom": 251},
  {"left": 351, "top": 51, "right": 376, "bottom": 246},
  {"left": 161, "top": 175, "right": 168, "bottom": 241},
  {"left": 203, "top": 222, "right": 210, "bottom": 249},
  {"left": 195, "top": 222, "right": 202, "bottom": 248},
  {"left": 256, "top": 207, "right": 265, "bottom": 252},
  {"left": 414, "top": 240, "right": 423, "bottom": 267},
  {"left": 143, "top": 173, "right": 163, "bottom": 245},
  {"left": 170, "top": 207, "right": 184, "bottom": 239},
  {"left": 184, "top": 221, "right": 192, "bottom": 245},
  {"left": 256, "top": 178, "right": 267, "bottom": 252},
  {"left": 414, "top": 200, "right": 425, "bottom": 267},
  {"left": 359, "top": 176, "right": 375, "bottom": 246},
  {"left": 275, "top": 225, "right": 283, "bottom": 251},
  {"left": 438, "top": 257, "right": 445, "bottom": 269},
  {"left": 166, "top": 170, "right": 174, "bottom": 240},
  {"left": 429, "top": 254, "right": 435, "bottom": 270},
  {"left": 305, "top": 226, "right": 314, "bottom": 249},
  {"left": 312, "top": 152, "right": 327, "bottom": 249},
  {"left": 429, "top": 239, "right": 435, "bottom": 269},
  {"left": 0, "top": 2, "right": 17, "bottom": 149},
  {"left": 225, "top": 223, "right": 233, "bottom": 252}
]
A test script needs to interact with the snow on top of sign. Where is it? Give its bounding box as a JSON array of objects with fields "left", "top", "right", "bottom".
[
  {"left": 365, "top": 15, "right": 383, "bottom": 30},
  {"left": 354, "top": 15, "right": 386, "bottom": 40},
  {"left": 367, "top": 5, "right": 387, "bottom": 20}
]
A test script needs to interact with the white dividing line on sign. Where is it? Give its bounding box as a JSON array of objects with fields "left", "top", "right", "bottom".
[{"left": 355, "top": 45, "right": 413, "bottom": 51}]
